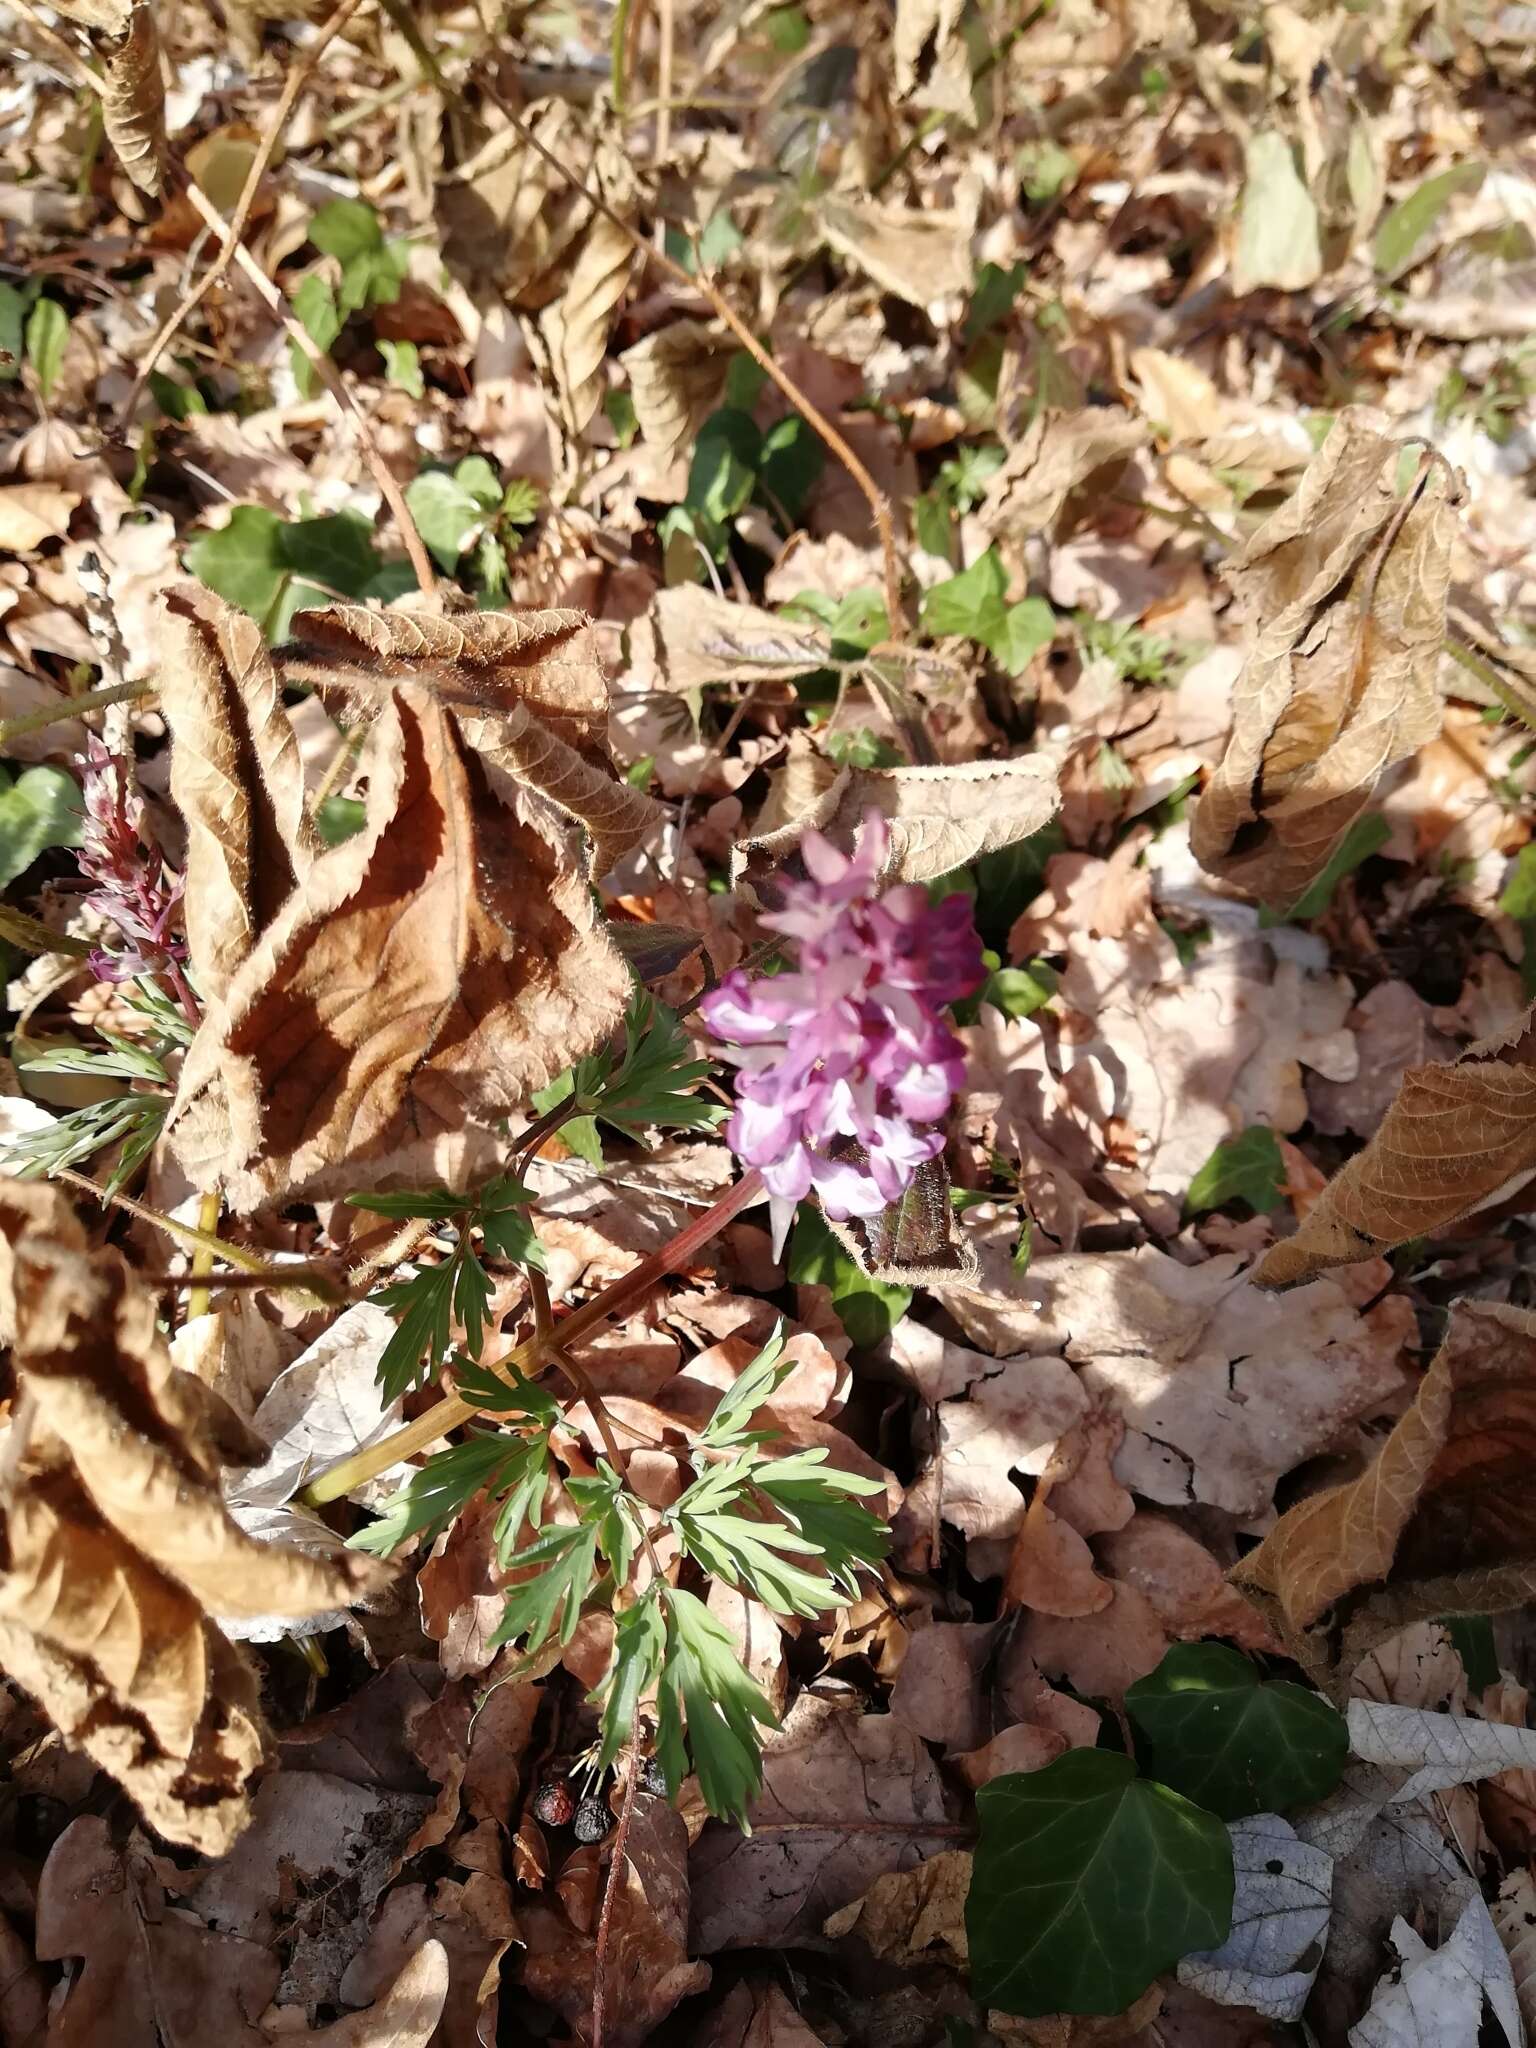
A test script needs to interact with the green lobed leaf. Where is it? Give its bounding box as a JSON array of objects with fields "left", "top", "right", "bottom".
[
  {"left": 1125, "top": 1643, "right": 1348, "bottom": 1821},
  {"left": 406, "top": 467, "right": 492, "bottom": 571},
  {"left": 379, "top": 339, "right": 423, "bottom": 398},
  {"left": 656, "top": 1584, "right": 778, "bottom": 1826},
  {"left": 699, "top": 1322, "right": 790, "bottom": 1448},
  {"left": 1500, "top": 844, "right": 1536, "bottom": 921},
  {"left": 0, "top": 281, "right": 23, "bottom": 381},
  {"left": 595, "top": 1589, "right": 667, "bottom": 1771},
  {"left": 491, "top": 1519, "right": 601, "bottom": 1651},
  {"left": 453, "top": 1352, "right": 558, "bottom": 1422},
  {"left": 919, "top": 548, "right": 1054, "bottom": 674},
  {"left": 787, "top": 1206, "right": 911, "bottom": 1349},
  {"left": 0, "top": 765, "right": 83, "bottom": 889},
  {"left": 968, "top": 1750, "right": 1235, "bottom": 2017},
  {"left": 371, "top": 1259, "right": 458, "bottom": 1401},
  {"left": 0, "top": 1092, "right": 167, "bottom": 1194},
  {"left": 23, "top": 1034, "right": 169, "bottom": 1084},
  {"left": 349, "top": 1431, "right": 540, "bottom": 1558},
  {"left": 290, "top": 274, "right": 342, "bottom": 398},
  {"left": 24, "top": 297, "right": 68, "bottom": 402},
  {"left": 1374, "top": 161, "right": 1485, "bottom": 280},
  {"left": 1185, "top": 1126, "right": 1286, "bottom": 1217},
  {"left": 980, "top": 961, "right": 1057, "bottom": 1021},
  {"left": 309, "top": 197, "right": 383, "bottom": 264}
]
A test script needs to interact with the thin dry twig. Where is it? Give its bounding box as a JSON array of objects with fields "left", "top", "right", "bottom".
[
  {"left": 480, "top": 89, "right": 908, "bottom": 639},
  {"left": 181, "top": 177, "right": 438, "bottom": 597},
  {"left": 122, "top": 0, "right": 367, "bottom": 420}
]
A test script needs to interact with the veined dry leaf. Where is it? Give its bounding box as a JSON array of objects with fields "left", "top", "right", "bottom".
[
  {"left": 284, "top": 603, "right": 662, "bottom": 878},
  {"left": 1256, "top": 1002, "right": 1536, "bottom": 1288},
  {"left": 160, "top": 588, "right": 316, "bottom": 1004},
  {"left": 437, "top": 103, "right": 604, "bottom": 306},
  {"left": 0, "top": 482, "right": 79, "bottom": 551},
  {"left": 738, "top": 745, "right": 1060, "bottom": 886},
  {"left": 978, "top": 408, "right": 1149, "bottom": 542},
  {"left": 170, "top": 682, "right": 634, "bottom": 1208},
  {"left": 1351, "top": 1892, "right": 1520, "bottom": 2048},
  {"left": 536, "top": 209, "right": 636, "bottom": 436},
  {"left": 0, "top": 1183, "right": 389, "bottom": 1850},
  {"left": 629, "top": 586, "right": 834, "bottom": 696},
  {"left": 1176, "top": 1814, "right": 1332, "bottom": 2022},
  {"left": 817, "top": 196, "right": 974, "bottom": 306},
  {"left": 1492, "top": 1868, "right": 1536, "bottom": 2037},
  {"left": 1229, "top": 1299, "right": 1536, "bottom": 1688},
  {"left": 37, "top": 1817, "right": 280, "bottom": 2046},
  {"left": 1190, "top": 409, "right": 1464, "bottom": 907},
  {"left": 101, "top": 0, "right": 165, "bottom": 197},
  {"left": 620, "top": 319, "right": 731, "bottom": 466},
  {"left": 822, "top": 1848, "right": 971, "bottom": 1969}
]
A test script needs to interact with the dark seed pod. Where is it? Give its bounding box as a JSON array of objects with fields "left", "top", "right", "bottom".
[
  {"left": 573, "top": 1794, "right": 613, "bottom": 1844},
  {"left": 640, "top": 1756, "right": 668, "bottom": 1797},
  {"left": 532, "top": 1778, "right": 575, "bottom": 1828}
]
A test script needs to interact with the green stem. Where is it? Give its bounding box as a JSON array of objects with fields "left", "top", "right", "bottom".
[
  {"left": 0, "top": 677, "right": 152, "bottom": 748},
  {"left": 300, "top": 1165, "right": 766, "bottom": 1505}
]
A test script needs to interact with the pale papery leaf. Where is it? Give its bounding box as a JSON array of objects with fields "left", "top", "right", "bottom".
[
  {"left": 1350, "top": 1892, "right": 1520, "bottom": 2048},
  {"left": 620, "top": 318, "right": 731, "bottom": 466},
  {"left": 628, "top": 585, "right": 834, "bottom": 696},
  {"left": 159, "top": 587, "right": 317, "bottom": 1004},
  {"left": 1256, "top": 1003, "right": 1536, "bottom": 1287},
  {"left": 100, "top": 0, "right": 165, "bottom": 196},
  {"left": 816, "top": 196, "right": 974, "bottom": 305},
  {"left": 892, "top": 0, "right": 966, "bottom": 97},
  {"left": 0, "top": 482, "right": 80, "bottom": 550},
  {"left": 1347, "top": 1701, "right": 1536, "bottom": 1802},
  {"left": 1191, "top": 407, "right": 1464, "bottom": 907},
  {"left": 1492, "top": 1869, "right": 1536, "bottom": 2039},
  {"left": 1229, "top": 1299, "right": 1536, "bottom": 1687},
  {"left": 1176, "top": 1814, "right": 1332, "bottom": 2022},
  {"left": 977, "top": 406, "right": 1149, "bottom": 541}
]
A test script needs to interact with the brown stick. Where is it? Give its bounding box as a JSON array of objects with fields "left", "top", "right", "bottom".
[
  {"left": 478, "top": 92, "right": 907, "bottom": 639},
  {"left": 122, "top": 0, "right": 366, "bottom": 420},
  {"left": 182, "top": 177, "right": 437, "bottom": 597}
]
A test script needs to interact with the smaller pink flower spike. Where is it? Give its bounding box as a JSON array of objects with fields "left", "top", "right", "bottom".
[{"left": 701, "top": 810, "right": 984, "bottom": 1258}]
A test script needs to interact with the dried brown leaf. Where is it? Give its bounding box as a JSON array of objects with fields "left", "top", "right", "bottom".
[
  {"left": 285, "top": 602, "right": 662, "bottom": 878},
  {"left": 822, "top": 1848, "right": 971, "bottom": 1969},
  {"left": 0, "top": 482, "right": 79, "bottom": 550},
  {"left": 296, "top": 1939, "right": 450, "bottom": 2047},
  {"left": 621, "top": 319, "right": 731, "bottom": 466},
  {"left": 893, "top": 0, "right": 966, "bottom": 96},
  {"left": 1230, "top": 1298, "right": 1536, "bottom": 1688},
  {"left": 817, "top": 196, "right": 974, "bottom": 305},
  {"left": 1190, "top": 409, "right": 1463, "bottom": 906},
  {"left": 101, "top": 0, "right": 165, "bottom": 196},
  {"left": 693, "top": 1980, "right": 831, "bottom": 2046},
  {"left": 629, "top": 586, "right": 834, "bottom": 696},
  {"left": 170, "top": 682, "right": 633, "bottom": 1208},
  {"left": 37, "top": 1817, "right": 280, "bottom": 2046},
  {"left": 739, "top": 745, "right": 1060, "bottom": 886},
  {"left": 536, "top": 209, "right": 636, "bottom": 435},
  {"left": 160, "top": 588, "right": 316, "bottom": 1004},
  {"left": 978, "top": 408, "right": 1149, "bottom": 542},
  {"left": 1255, "top": 1002, "right": 1536, "bottom": 1288},
  {"left": 0, "top": 1183, "right": 389, "bottom": 1850}
]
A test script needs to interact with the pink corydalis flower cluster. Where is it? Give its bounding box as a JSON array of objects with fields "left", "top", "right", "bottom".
[
  {"left": 701, "top": 813, "right": 983, "bottom": 1247},
  {"left": 78, "top": 739, "right": 193, "bottom": 1013}
]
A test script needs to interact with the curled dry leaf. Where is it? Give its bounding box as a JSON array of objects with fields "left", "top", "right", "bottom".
[
  {"left": 159, "top": 588, "right": 316, "bottom": 1005},
  {"left": 1229, "top": 1299, "right": 1536, "bottom": 1688},
  {"left": 978, "top": 408, "right": 1149, "bottom": 542},
  {"left": 101, "top": 0, "right": 165, "bottom": 196},
  {"left": 170, "top": 681, "right": 634, "bottom": 1208},
  {"left": 1255, "top": 1003, "right": 1536, "bottom": 1289},
  {"left": 738, "top": 743, "right": 1060, "bottom": 887},
  {"left": 628, "top": 586, "right": 835, "bottom": 697},
  {"left": 37, "top": 1816, "right": 279, "bottom": 2047},
  {"left": 822, "top": 1847, "right": 971, "bottom": 1970},
  {"left": 535, "top": 209, "right": 636, "bottom": 436},
  {"left": 1190, "top": 408, "right": 1463, "bottom": 907},
  {"left": 0, "top": 1182, "right": 390, "bottom": 1851},
  {"left": 1350, "top": 1891, "right": 1521, "bottom": 2048},
  {"left": 816, "top": 196, "right": 974, "bottom": 305},
  {"left": 694, "top": 1979, "right": 830, "bottom": 2046},
  {"left": 620, "top": 319, "right": 731, "bottom": 466}
]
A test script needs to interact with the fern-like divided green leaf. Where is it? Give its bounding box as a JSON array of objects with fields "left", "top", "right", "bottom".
[
  {"left": 349, "top": 1429, "right": 550, "bottom": 1559},
  {"left": 490, "top": 1521, "right": 601, "bottom": 1652},
  {"left": 531, "top": 987, "right": 721, "bottom": 1166},
  {"left": 0, "top": 1092, "right": 168, "bottom": 1193},
  {"left": 656, "top": 1585, "right": 779, "bottom": 1827},
  {"left": 698, "top": 1320, "right": 790, "bottom": 1449}
]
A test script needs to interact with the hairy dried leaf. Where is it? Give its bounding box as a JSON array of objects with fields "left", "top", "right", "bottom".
[
  {"left": 0, "top": 1184, "right": 389, "bottom": 1848},
  {"left": 1230, "top": 1299, "right": 1536, "bottom": 1687},
  {"left": 1255, "top": 1004, "right": 1536, "bottom": 1287},
  {"left": 739, "top": 746, "right": 1060, "bottom": 886},
  {"left": 160, "top": 587, "right": 316, "bottom": 1004},
  {"left": 171, "top": 683, "right": 634, "bottom": 1207},
  {"left": 621, "top": 318, "right": 731, "bottom": 466},
  {"left": 978, "top": 408, "right": 1149, "bottom": 541},
  {"left": 101, "top": 0, "right": 165, "bottom": 196},
  {"left": 284, "top": 603, "right": 662, "bottom": 878},
  {"left": 1191, "top": 410, "right": 1463, "bottom": 906},
  {"left": 629, "top": 586, "right": 834, "bottom": 696}
]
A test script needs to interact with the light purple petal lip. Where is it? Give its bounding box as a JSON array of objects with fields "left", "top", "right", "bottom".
[{"left": 703, "top": 807, "right": 984, "bottom": 1232}]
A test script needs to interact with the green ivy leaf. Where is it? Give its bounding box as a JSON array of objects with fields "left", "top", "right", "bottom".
[
  {"left": 919, "top": 548, "right": 1053, "bottom": 674},
  {"left": 24, "top": 298, "right": 68, "bottom": 402},
  {"left": 787, "top": 1206, "right": 911, "bottom": 1349},
  {"left": 290, "top": 274, "right": 342, "bottom": 398},
  {"left": 981, "top": 961, "right": 1057, "bottom": 1020},
  {"left": 186, "top": 505, "right": 392, "bottom": 643},
  {"left": 379, "top": 339, "right": 423, "bottom": 398},
  {"left": 968, "top": 1751, "right": 1235, "bottom": 2017},
  {"left": 0, "top": 282, "right": 24, "bottom": 382},
  {"left": 1185, "top": 1126, "right": 1286, "bottom": 1217},
  {"left": 1125, "top": 1643, "right": 1348, "bottom": 1820},
  {"left": 0, "top": 765, "right": 83, "bottom": 889},
  {"left": 310, "top": 197, "right": 384, "bottom": 264}
]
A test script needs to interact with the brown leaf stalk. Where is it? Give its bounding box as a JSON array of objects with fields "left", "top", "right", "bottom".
[
  {"left": 480, "top": 92, "right": 907, "bottom": 640},
  {"left": 300, "top": 1163, "right": 765, "bottom": 1504},
  {"left": 122, "top": 0, "right": 366, "bottom": 419}
]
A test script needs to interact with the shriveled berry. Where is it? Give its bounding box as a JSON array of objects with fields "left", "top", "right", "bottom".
[
  {"left": 640, "top": 1757, "right": 668, "bottom": 1797},
  {"left": 573, "top": 1794, "right": 613, "bottom": 1844},
  {"left": 532, "top": 1779, "right": 575, "bottom": 1828}
]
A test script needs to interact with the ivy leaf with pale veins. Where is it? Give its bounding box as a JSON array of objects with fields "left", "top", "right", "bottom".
[
  {"left": 1125, "top": 1643, "right": 1348, "bottom": 1819},
  {"left": 1190, "top": 409, "right": 1464, "bottom": 908},
  {"left": 1230, "top": 1298, "right": 1536, "bottom": 1688},
  {"left": 967, "top": 1751, "right": 1235, "bottom": 2018}
]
